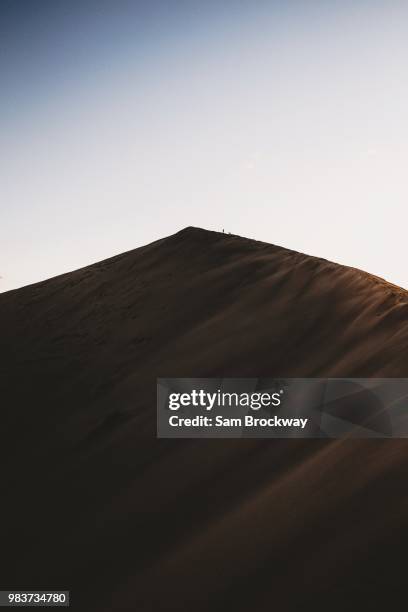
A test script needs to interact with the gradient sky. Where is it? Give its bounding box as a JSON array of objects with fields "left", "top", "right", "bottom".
[{"left": 2, "top": 0, "right": 408, "bottom": 292}]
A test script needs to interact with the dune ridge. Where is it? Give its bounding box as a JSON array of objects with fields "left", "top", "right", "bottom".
[{"left": 0, "top": 227, "right": 408, "bottom": 611}]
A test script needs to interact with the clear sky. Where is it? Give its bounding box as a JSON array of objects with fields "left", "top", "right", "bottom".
[{"left": 2, "top": 0, "right": 408, "bottom": 292}]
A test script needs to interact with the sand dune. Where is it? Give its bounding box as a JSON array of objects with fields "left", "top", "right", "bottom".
[{"left": 1, "top": 227, "right": 408, "bottom": 610}]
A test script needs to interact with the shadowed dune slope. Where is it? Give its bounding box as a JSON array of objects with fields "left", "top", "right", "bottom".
[{"left": 0, "top": 227, "right": 408, "bottom": 611}]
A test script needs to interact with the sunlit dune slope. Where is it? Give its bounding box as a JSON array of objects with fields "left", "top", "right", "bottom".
[{"left": 0, "top": 227, "right": 407, "bottom": 611}]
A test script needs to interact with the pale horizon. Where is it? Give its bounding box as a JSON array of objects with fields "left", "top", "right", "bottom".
[{"left": 2, "top": 0, "right": 408, "bottom": 292}]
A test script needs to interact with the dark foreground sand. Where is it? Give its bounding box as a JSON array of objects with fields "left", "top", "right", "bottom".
[{"left": 1, "top": 227, "right": 408, "bottom": 611}]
